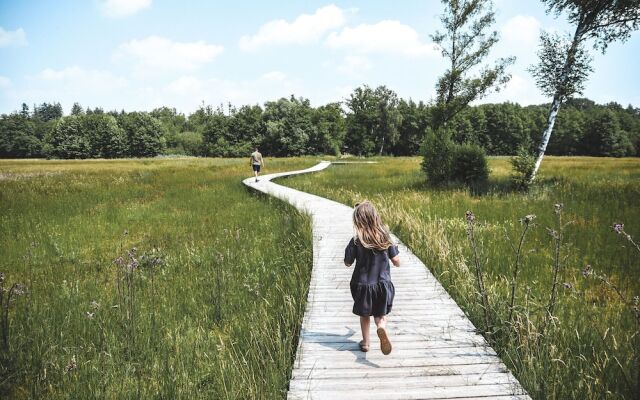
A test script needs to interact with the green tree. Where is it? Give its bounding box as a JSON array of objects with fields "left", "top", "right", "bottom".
[
  {"left": 310, "top": 103, "right": 345, "bottom": 155},
  {"left": 583, "top": 109, "right": 634, "bottom": 157},
  {"left": 262, "top": 96, "right": 314, "bottom": 156},
  {"left": 118, "top": 112, "right": 166, "bottom": 157},
  {"left": 430, "top": 0, "right": 514, "bottom": 128},
  {"left": 0, "top": 113, "right": 41, "bottom": 158},
  {"left": 70, "top": 102, "right": 84, "bottom": 116},
  {"left": 393, "top": 99, "right": 430, "bottom": 155},
  {"left": 83, "top": 114, "right": 127, "bottom": 158},
  {"left": 44, "top": 116, "right": 90, "bottom": 159},
  {"left": 528, "top": 0, "right": 640, "bottom": 182},
  {"left": 344, "top": 85, "right": 401, "bottom": 156}
]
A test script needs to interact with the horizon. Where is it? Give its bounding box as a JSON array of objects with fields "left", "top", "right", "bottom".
[{"left": 1, "top": 1, "right": 639, "bottom": 115}]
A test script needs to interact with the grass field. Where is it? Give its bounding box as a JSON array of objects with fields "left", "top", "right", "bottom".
[
  {"left": 283, "top": 156, "right": 640, "bottom": 400},
  {"left": 0, "top": 157, "right": 322, "bottom": 399}
]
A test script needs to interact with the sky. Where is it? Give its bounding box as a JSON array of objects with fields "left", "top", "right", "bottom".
[{"left": 1, "top": 0, "right": 639, "bottom": 115}]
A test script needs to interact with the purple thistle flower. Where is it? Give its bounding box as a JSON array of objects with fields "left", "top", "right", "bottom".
[
  {"left": 613, "top": 223, "right": 624, "bottom": 234},
  {"left": 465, "top": 211, "right": 475, "bottom": 223}
]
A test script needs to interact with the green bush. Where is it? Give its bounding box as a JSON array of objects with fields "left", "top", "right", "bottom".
[
  {"left": 421, "top": 127, "right": 455, "bottom": 185},
  {"left": 451, "top": 142, "right": 489, "bottom": 186},
  {"left": 422, "top": 127, "right": 489, "bottom": 187},
  {"left": 510, "top": 145, "right": 536, "bottom": 190}
]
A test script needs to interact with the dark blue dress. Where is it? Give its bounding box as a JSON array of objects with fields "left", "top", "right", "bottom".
[{"left": 344, "top": 237, "right": 399, "bottom": 317}]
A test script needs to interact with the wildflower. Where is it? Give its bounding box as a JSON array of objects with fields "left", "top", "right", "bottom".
[
  {"left": 563, "top": 282, "right": 572, "bottom": 289},
  {"left": 634, "top": 295, "right": 639, "bottom": 306},
  {"left": 0, "top": 272, "right": 4, "bottom": 284},
  {"left": 123, "top": 229, "right": 129, "bottom": 236},
  {"left": 522, "top": 214, "right": 536, "bottom": 224},
  {"left": 11, "top": 283, "right": 26, "bottom": 296},
  {"left": 90, "top": 300, "right": 100, "bottom": 310},
  {"left": 85, "top": 311, "right": 95, "bottom": 319},
  {"left": 546, "top": 228, "right": 559, "bottom": 239},
  {"left": 554, "top": 203, "right": 563, "bottom": 214},
  {"left": 465, "top": 211, "right": 475, "bottom": 223},
  {"left": 582, "top": 265, "right": 592, "bottom": 277},
  {"left": 65, "top": 356, "right": 77, "bottom": 373},
  {"left": 612, "top": 223, "right": 624, "bottom": 234}
]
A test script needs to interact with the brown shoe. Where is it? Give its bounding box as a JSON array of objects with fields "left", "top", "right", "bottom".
[
  {"left": 359, "top": 340, "right": 369, "bottom": 352},
  {"left": 377, "top": 327, "right": 392, "bottom": 355}
]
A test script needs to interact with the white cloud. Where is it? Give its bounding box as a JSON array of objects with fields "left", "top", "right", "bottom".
[
  {"left": 501, "top": 15, "right": 541, "bottom": 47},
  {"left": 0, "top": 26, "right": 27, "bottom": 47},
  {"left": 114, "top": 36, "right": 224, "bottom": 73},
  {"left": 325, "top": 20, "right": 439, "bottom": 58},
  {"left": 336, "top": 55, "right": 372, "bottom": 75},
  {"left": 99, "top": 0, "right": 152, "bottom": 18},
  {"left": 482, "top": 73, "right": 546, "bottom": 105},
  {"left": 239, "top": 5, "right": 348, "bottom": 51}
]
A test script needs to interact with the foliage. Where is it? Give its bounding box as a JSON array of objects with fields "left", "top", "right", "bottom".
[
  {"left": 510, "top": 145, "right": 536, "bottom": 190},
  {"left": 451, "top": 142, "right": 489, "bottom": 186},
  {"left": 344, "top": 85, "right": 401, "bottom": 156},
  {"left": 431, "top": 0, "right": 515, "bottom": 128},
  {"left": 421, "top": 127, "right": 455, "bottom": 185},
  {"left": 118, "top": 112, "right": 166, "bottom": 157}
]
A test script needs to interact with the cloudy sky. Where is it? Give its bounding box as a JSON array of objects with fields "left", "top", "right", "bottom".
[{"left": 1, "top": 0, "right": 639, "bottom": 115}]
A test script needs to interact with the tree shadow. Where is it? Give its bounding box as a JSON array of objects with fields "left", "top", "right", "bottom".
[{"left": 300, "top": 328, "right": 380, "bottom": 368}]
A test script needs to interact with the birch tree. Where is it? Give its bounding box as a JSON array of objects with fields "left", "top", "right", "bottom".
[{"left": 528, "top": 0, "right": 640, "bottom": 182}]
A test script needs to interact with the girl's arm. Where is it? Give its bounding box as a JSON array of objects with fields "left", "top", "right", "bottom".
[{"left": 390, "top": 255, "right": 400, "bottom": 267}]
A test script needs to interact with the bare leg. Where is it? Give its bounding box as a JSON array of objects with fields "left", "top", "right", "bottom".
[
  {"left": 374, "top": 315, "right": 386, "bottom": 329},
  {"left": 360, "top": 316, "right": 371, "bottom": 345}
]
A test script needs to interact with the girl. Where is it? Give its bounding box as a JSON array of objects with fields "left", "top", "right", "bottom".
[{"left": 344, "top": 201, "right": 400, "bottom": 355}]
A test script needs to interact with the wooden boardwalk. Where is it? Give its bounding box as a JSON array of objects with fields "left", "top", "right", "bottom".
[{"left": 243, "top": 161, "right": 530, "bottom": 400}]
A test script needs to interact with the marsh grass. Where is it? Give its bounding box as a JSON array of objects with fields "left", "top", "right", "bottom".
[
  {"left": 284, "top": 156, "right": 640, "bottom": 399},
  {"left": 0, "top": 157, "right": 321, "bottom": 398}
]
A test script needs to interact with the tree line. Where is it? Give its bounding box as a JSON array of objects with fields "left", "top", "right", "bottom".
[{"left": 1, "top": 91, "right": 639, "bottom": 160}]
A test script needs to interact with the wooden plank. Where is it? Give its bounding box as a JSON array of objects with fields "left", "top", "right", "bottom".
[{"left": 241, "top": 162, "right": 530, "bottom": 400}]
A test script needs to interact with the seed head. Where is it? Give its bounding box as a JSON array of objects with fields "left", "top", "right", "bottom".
[
  {"left": 582, "top": 265, "right": 592, "bottom": 277},
  {"left": 465, "top": 211, "right": 475, "bottom": 223},
  {"left": 0, "top": 272, "right": 4, "bottom": 284},
  {"left": 612, "top": 223, "right": 624, "bottom": 234},
  {"left": 522, "top": 214, "right": 536, "bottom": 224},
  {"left": 554, "top": 203, "right": 564, "bottom": 214},
  {"left": 563, "top": 282, "right": 572, "bottom": 289}
]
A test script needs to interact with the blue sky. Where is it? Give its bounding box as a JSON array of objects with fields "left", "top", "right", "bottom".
[{"left": 1, "top": 0, "right": 639, "bottom": 115}]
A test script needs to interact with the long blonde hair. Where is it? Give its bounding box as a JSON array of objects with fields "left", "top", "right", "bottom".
[{"left": 352, "top": 200, "right": 393, "bottom": 251}]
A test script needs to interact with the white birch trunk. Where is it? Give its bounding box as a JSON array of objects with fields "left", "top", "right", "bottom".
[
  {"left": 529, "top": 96, "right": 562, "bottom": 183},
  {"left": 529, "top": 21, "right": 584, "bottom": 184}
]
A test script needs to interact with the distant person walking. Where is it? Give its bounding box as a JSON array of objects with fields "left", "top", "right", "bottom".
[
  {"left": 249, "top": 148, "right": 264, "bottom": 182},
  {"left": 344, "top": 200, "right": 400, "bottom": 355}
]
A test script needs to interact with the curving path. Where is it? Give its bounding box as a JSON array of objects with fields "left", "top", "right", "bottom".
[{"left": 243, "top": 161, "right": 530, "bottom": 400}]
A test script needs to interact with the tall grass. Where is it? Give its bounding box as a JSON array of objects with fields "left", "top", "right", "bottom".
[
  {"left": 0, "top": 157, "right": 320, "bottom": 398},
  {"left": 284, "top": 156, "right": 640, "bottom": 399}
]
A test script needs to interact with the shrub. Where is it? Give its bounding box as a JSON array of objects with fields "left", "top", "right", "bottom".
[
  {"left": 421, "top": 127, "right": 455, "bottom": 185},
  {"left": 510, "top": 145, "right": 536, "bottom": 190},
  {"left": 451, "top": 142, "right": 489, "bottom": 186}
]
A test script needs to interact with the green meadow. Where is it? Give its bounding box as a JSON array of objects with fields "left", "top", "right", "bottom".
[
  {"left": 283, "top": 156, "right": 640, "bottom": 399},
  {"left": 1, "top": 156, "right": 639, "bottom": 399},
  {"left": 0, "top": 157, "right": 322, "bottom": 399}
]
